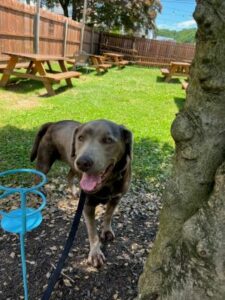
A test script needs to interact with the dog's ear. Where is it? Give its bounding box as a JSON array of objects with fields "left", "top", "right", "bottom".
[
  {"left": 120, "top": 126, "right": 133, "bottom": 159},
  {"left": 71, "top": 127, "right": 80, "bottom": 158}
]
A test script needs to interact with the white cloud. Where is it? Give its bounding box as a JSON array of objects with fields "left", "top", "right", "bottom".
[
  {"left": 177, "top": 19, "right": 196, "bottom": 29},
  {"left": 157, "top": 20, "right": 197, "bottom": 31}
]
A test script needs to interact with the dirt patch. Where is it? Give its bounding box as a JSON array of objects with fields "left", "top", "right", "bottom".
[
  {"left": 0, "top": 178, "right": 162, "bottom": 300},
  {"left": 1, "top": 96, "right": 40, "bottom": 110},
  {"left": 11, "top": 99, "right": 40, "bottom": 110}
]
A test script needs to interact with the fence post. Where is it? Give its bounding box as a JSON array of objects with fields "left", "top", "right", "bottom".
[
  {"left": 98, "top": 31, "right": 103, "bottom": 54},
  {"left": 91, "top": 26, "right": 94, "bottom": 54},
  {"left": 80, "top": 0, "right": 87, "bottom": 53},
  {"left": 132, "top": 37, "right": 136, "bottom": 51},
  {"left": 132, "top": 37, "right": 137, "bottom": 61},
  {"left": 34, "top": 0, "right": 40, "bottom": 54},
  {"left": 63, "top": 19, "right": 68, "bottom": 56}
]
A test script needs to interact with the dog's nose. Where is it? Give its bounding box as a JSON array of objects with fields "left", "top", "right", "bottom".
[{"left": 76, "top": 156, "right": 93, "bottom": 172}]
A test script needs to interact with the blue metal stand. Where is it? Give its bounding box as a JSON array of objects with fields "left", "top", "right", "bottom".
[{"left": 0, "top": 169, "right": 47, "bottom": 300}]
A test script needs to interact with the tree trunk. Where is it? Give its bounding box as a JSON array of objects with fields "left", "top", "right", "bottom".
[
  {"left": 62, "top": 5, "right": 69, "bottom": 17},
  {"left": 72, "top": 0, "right": 82, "bottom": 21},
  {"left": 72, "top": 1, "right": 77, "bottom": 21},
  {"left": 59, "top": 0, "right": 69, "bottom": 17},
  {"left": 138, "top": 1, "right": 225, "bottom": 299}
]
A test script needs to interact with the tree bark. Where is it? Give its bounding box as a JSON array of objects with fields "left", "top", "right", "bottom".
[
  {"left": 138, "top": 0, "right": 225, "bottom": 299},
  {"left": 62, "top": 5, "right": 69, "bottom": 17},
  {"left": 72, "top": 0, "right": 82, "bottom": 21},
  {"left": 59, "top": 0, "right": 69, "bottom": 17}
]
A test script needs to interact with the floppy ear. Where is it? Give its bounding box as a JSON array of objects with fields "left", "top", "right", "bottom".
[
  {"left": 120, "top": 126, "right": 133, "bottom": 159},
  {"left": 71, "top": 127, "right": 80, "bottom": 158}
]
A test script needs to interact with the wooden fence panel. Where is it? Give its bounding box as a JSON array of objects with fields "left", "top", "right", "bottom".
[
  {"left": 93, "top": 31, "right": 100, "bottom": 53},
  {"left": 83, "top": 26, "right": 92, "bottom": 54},
  {"left": 0, "top": 0, "right": 35, "bottom": 63},
  {"left": 0, "top": 0, "right": 195, "bottom": 68},
  {"left": 100, "top": 32, "right": 195, "bottom": 67},
  {"left": 0, "top": 0, "right": 100, "bottom": 64},
  {"left": 172, "top": 43, "right": 195, "bottom": 62},
  {"left": 39, "top": 11, "right": 64, "bottom": 55},
  {"left": 66, "top": 20, "right": 82, "bottom": 57}
]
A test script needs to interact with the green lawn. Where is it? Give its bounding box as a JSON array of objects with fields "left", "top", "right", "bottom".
[{"left": 0, "top": 66, "right": 185, "bottom": 190}]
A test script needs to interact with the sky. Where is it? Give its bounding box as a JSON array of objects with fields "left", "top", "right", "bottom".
[
  {"left": 156, "top": 0, "right": 197, "bottom": 31},
  {"left": 19, "top": 0, "right": 197, "bottom": 32}
]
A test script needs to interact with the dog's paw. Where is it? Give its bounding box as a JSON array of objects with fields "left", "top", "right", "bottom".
[
  {"left": 88, "top": 246, "right": 106, "bottom": 268},
  {"left": 100, "top": 228, "right": 115, "bottom": 242}
]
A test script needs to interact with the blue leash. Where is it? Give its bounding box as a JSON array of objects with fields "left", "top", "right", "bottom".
[{"left": 42, "top": 189, "right": 86, "bottom": 300}]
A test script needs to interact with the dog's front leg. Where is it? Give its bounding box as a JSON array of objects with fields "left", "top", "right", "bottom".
[
  {"left": 83, "top": 204, "right": 106, "bottom": 268},
  {"left": 101, "top": 197, "right": 120, "bottom": 242}
]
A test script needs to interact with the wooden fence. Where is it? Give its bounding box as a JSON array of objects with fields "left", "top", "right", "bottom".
[
  {"left": 0, "top": 0, "right": 195, "bottom": 68},
  {"left": 100, "top": 32, "right": 195, "bottom": 67},
  {"left": 0, "top": 0, "right": 100, "bottom": 64}
]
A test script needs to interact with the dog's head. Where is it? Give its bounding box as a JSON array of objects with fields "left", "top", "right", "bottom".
[{"left": 71, "top": 120, "right": 132, "bottom": 194}]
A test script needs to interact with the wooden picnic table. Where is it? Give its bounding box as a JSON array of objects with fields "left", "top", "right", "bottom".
[
  {"left": 104, "top": 52, "right": 124, "bottom": 59},
  {"left": 89, "top": 54, "right": 112, "bottom": 74},
  {"left": 171, "top": 61, "right": 191, "bottom": 69},
  {"left": 103, "top": 52, "right": 129, "bottom": 67},
  {"left": 0, "top": 52, "right": 81, "bottom": 96},
  {"left": 161, "top": 61, "right": 191, "bottom": 82}
]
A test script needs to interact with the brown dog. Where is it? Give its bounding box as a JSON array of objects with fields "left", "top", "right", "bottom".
[{"left": 30, "top": 120, "right": 132, "bottom": 267}]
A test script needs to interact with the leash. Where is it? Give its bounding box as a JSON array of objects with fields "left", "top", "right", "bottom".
[{"left": 42, "top": 190, "right": 86, "bottom": 300}]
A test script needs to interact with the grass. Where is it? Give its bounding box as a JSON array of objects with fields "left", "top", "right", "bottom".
[{"left": 0, "top": 66, "right": 185, "bottom": 191}]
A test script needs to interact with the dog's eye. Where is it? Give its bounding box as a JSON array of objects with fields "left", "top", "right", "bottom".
[
  {"left": 78, "top": 135, "right": 84, "bottom": 142},
  {"left": 102, "top": 137, "right": 114, "bottom": 144}
]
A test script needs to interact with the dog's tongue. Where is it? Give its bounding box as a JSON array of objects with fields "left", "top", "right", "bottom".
[{"left": 80, "top": 173, "right": 101, "bottom": 192}]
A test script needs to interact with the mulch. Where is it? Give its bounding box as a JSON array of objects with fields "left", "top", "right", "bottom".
[{"left": 0, "top": 177, "right": 162, "bottom": 300}]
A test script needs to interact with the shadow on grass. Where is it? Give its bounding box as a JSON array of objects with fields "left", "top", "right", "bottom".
[
  {"left": 156, "top": 76, "right": 181, "bottom": 84},
  {"left": 174, "top": 97, "right": 185, "bottom": 111},
  {"left": 94, "top": 71, "right": 110, "bottom": 76},
  {"left": 67, "top": 65, "right": 96, "bottom": 75},
  {"left": 0, "top": 125, "right": 174, "bottom": 192},
  {"left": 3, "top": 78, "right": 80, "bottom": 97},
  {"left": 39, "top": 85, "right": 73, "bottom": 97},
  {"left": 6, "top": 78, "right": 43, "bottom": 93}
]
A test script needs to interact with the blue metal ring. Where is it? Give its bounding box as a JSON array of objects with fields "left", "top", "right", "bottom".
[
  {"left": 0, "top": 169, "right": 47, "bottom": 194},
  {"left": 0, "top": 190, "right": 47, "bottom": 218},
  {"left": 0, "top": 168, "right": 47, "bottom": 300}
]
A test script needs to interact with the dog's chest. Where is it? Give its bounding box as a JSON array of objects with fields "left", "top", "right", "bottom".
[{"left": 85, "top": 181, "right": 123, "bottom": 206}]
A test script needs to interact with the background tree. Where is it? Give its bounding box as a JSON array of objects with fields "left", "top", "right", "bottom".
[
  {"left": 138, "top": 0, "right": 225, "bottom": 299},
  {"left": 45, "top": 0, "right": 70, "bottom": 17},
  {"left": 156, "top": 28, "right": 196, "bottom": 44},
  {"left": 58, "top": 0, "right": 70, "bottom": 17},
  {"left": 45, "top": 0, "right": 162, "bottom": 34},
  {"left": 71, "top": 0, "right": 83, "bottom": 21},
  {"left": 87, "top": 0, "right": 162, "bottom": 33}
]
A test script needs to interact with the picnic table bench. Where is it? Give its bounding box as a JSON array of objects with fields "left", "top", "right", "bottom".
[
  {"left": 103, "top": 52, "right": 129, "bottom": 68},
  {"left": 89, "top": 55, "right": 112, "bottom": 74},
  {"left": 0, "top": 62, "right": 30, "bottom": 73},
  {"left": 0, "top": 52, "right": 81, "bottom": 96},
  {"left": 161, "top": 61, "right": 191, "bottom": 82},
  {"left": 100, "top": 43, "right": 138, "bottom": 61}
]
